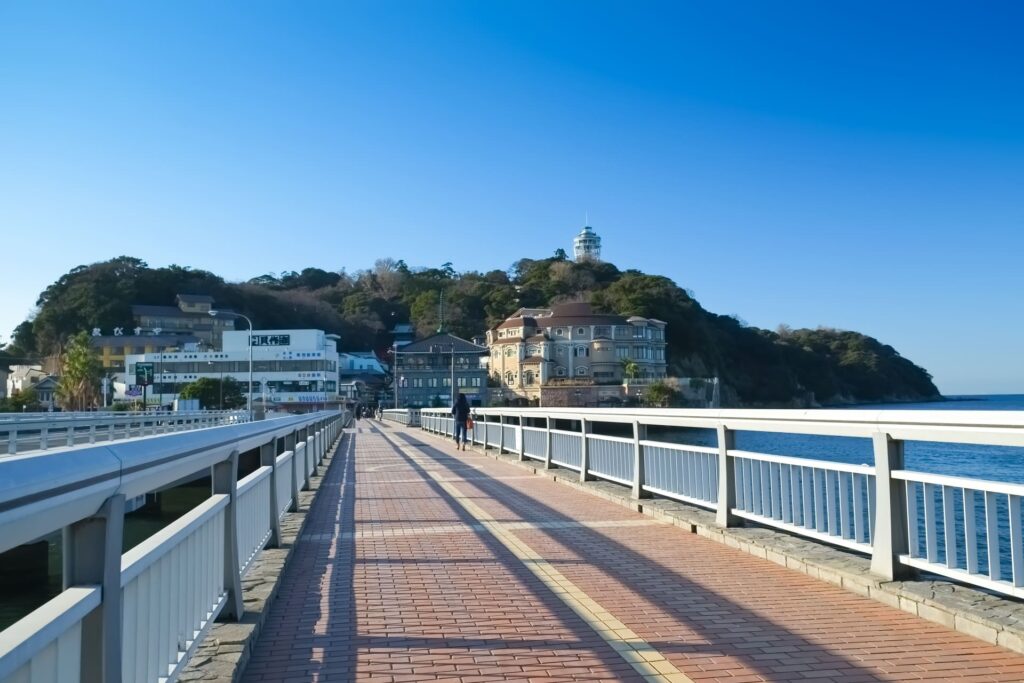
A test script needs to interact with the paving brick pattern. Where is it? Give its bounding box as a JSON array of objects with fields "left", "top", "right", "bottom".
[{"left": 242, "top": 425, "right": 1024, "bottom": 682}]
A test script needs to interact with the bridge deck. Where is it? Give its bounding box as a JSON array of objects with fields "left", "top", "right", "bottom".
[{"left": 242, "top": 424, "right": 1024, "bottom": 682}]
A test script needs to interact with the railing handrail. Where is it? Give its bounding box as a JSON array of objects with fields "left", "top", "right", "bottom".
[
  {"left": 0, "top": 586, "right": 101, "bottom": 679},
  {"left": 420, "top": 406, "right": 1024, "bottom": 447}
]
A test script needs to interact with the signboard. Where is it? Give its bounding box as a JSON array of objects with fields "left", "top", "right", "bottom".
[
  {"left": 250, "top": 334, "right": 291, "bottom": 347},
  {"left": 125, "top": 385, "right": 143, "bottom": 398},
  {"left": 135, "top": 363, "right": 155, "bottom": 387}
]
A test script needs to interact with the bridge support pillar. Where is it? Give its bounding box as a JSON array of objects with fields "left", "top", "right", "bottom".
[
  {"left": 213, "top": 450, "right": 244, "bottom": 621},
  {"left": 632, "top": 421, "right": 651, "bottom": 499},
  {"left": 870, "top": 433, "right": 915, "bottom": 580},
  {"left": 715, "top": 425, "right": 740, "bottom": 527},
  {"left": 63, "top": 493, "right": 124, "bottom": 683},
  {"left": 262, "top": 440, "right": 282, "bottom": 548}
]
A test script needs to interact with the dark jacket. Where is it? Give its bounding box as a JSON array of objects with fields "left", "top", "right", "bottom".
[{"left": 451, "top": 398, "right": 470, "bottom": 422}]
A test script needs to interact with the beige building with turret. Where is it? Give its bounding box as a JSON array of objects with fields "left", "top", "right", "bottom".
[{"left": 485, "top": 302, "right": 667, "bottom": 405}]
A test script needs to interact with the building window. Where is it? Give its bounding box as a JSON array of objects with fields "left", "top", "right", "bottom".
[
  {"left": 555, "top": 328, "right": 564, "bottom": 336},
  {"left": 577, "top": 327, "right": 586, "bottom": 335},
  {"left": 457, "top": 377, "right": 468, "bottom": 387},
  {"left": 574, "top": 346, "right": 589, "bottom": 358},
  {"left": 557, "top": 367, "right": 567, "bottom": 376},
  {"left": 442, "top": 377, "right": 451, "bottom": 387},
  {"left": 616, "top": 346, "right": 629, "bottom": 359},
  {"left": 505, "top": 347, "right": 515, "bottom": 357},
  {"left": 576, "top": 366, "right": 588, "bottom": 376},
  {"left": 504, "top": 371, "right": 515, "bottom": 385},
  {"left": 594, "top": 326, "right": 610, "bottom": 338},
  {"left": 524, "top": 370, "right": 535, "bottom": 386},
  {"left": 471, "top": 377, "right": 482, "bottom": 387}
]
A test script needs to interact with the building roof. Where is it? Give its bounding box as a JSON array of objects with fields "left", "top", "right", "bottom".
[
  {"left": 521, "top": 356, "right": 549, "bottom": 365},
  {"left": 175, "top": 294, "right": 215, "bottom": 304},
  {"left": 524, "top": 334, "right": 549, "bottom": 342},
  {"left": 497, "top": 316, "right": 536, "bottom": 330},
  {"left": 400, "top": 332, "right": 488, "bottom": 354},
  {"left": 537, "top": 302, "right": 627, "bottom": 327}
]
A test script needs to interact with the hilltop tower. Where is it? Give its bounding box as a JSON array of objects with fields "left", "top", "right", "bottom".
[{"left": 573, "top": 224, "right": 602, "bottom": 262}]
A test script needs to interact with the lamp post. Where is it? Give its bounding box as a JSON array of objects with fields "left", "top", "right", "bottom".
[
  {"left": 207, "top": 361, "right": 223, "bottom": 409},
  {"left": 209, "top": 310, "right": 253, "bottom": 420}
]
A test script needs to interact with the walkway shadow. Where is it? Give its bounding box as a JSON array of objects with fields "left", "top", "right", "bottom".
[{"left": 390, "top": 430, "right": 891, "bottom": 682}]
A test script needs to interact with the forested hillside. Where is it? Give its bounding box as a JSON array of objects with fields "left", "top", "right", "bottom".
[{"left": 6, "top": 254, "right": 940, "bottom": 406}]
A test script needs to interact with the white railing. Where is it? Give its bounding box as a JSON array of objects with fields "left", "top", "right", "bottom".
[
  {"left": 120, "top": 496, "right": 228, "bottom": 682},
  {"left": 382, "top": 409, "right": 421, "bottom": 426},
  {"left": 236, "top": 468, "right": 273, "bottom": 575},
  {"left": 0, "top": 586, "right": 100, "bottom": 683},
  {"left": 418, "top": 406, "right": 1024, "bottom": 600},
  {"left": 0, "top": 410, "right": 248, "bottom": 456},
  {"left": 0, "top": 409, "right": 349, "bottom": 683}
]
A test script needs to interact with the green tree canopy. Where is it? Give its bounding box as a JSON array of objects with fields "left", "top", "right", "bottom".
[
  {"left": 179, "top": 377, "right": 246, "bottom": 410},
  {"left": 56, "top": 331, "right": 102, "bottom": 411}
]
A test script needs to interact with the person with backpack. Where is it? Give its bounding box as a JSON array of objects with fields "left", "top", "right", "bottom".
[{"left": 451, "top": 393, "right": 470, "bottom": 450}]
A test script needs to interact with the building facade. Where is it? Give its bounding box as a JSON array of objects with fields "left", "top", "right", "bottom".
[
  {"left": 393, "top": 333, "right": 489, "bottom": 408},
  {"left": 91, "top": 334, "right": 202, "bottom": 372},
  {"left": 121, "top": 329, "right": 340, "bottom": 410},
  {"left": 486, "top": 302, "right": 667, "bottom": 405},
  {"left": 131, "top": 294, "right": 236, "bottom": 348}
]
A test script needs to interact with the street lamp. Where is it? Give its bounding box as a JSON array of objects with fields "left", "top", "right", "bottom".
[
  {"left": 209, "top": 310, "right": 253, "bottom": 420},
  {"left": 207, "top": 361, "right": 224, "bottom": 410}
]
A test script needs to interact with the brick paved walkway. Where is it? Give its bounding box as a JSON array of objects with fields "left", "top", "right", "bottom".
[{"left": 242, "top": 424, "right": 1024, "bottom": 682}]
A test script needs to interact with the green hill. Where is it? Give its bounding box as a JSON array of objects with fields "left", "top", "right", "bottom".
[{"left": 7, "top": 254, "right": 940, "bottom": 407}]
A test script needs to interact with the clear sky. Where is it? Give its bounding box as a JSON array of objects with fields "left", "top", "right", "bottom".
[{"left": 1, "top": 2, "right": 1022, "bottom": 395}]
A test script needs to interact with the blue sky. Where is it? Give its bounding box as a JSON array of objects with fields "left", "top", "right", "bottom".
[{"left": 1, "top": 2, "right": 1022, "bottom": 394}]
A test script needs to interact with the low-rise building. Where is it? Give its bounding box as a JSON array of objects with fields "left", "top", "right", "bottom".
[
  {"left": 6, "top": 365, "right": 58, "bottom": 409},
  {"left": 122, "top": 329, "right": 340, "bottom": 410},
  {"left": 131, "top": 294, "right": 236, "bottom": 348},
  {"left": 394, "top": 333, "right": 489, "bottom": 408},
  {"left": 91, "top": 334, "right": 202, "bottom": 372},
  {"left": 486, "top": 302, "right": 667, "bottom": 405}
]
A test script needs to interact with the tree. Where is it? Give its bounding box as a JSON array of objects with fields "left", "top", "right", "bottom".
[
  {"left": 179, "top": 377, "right": 246, "bottom": 410},
  {"left": 0, "top": 388, "right": 40, "bottom": 413},
  {"left": 621, "top": 359, "right": 640, "bottom": 384},
  {"left": 644, "top": 380, "right": 679, "bottom": 408},
  {"left": 56, "top": 331, "right": 102, "bottom": 411}
]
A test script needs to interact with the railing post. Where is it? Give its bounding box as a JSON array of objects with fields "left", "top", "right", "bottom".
[
  {"left": 715, "top": 424, "right": 740, "bottom": 527},
  {"left": 870, "top": 432, "right": 914, "bottom": 580},
  {"left": 66, "top": 425, "right": 75, "bottom": 447},
  {"left": 9, "top": 428, "right": 17, "bottom": 455},
  {"left": 262, "top": 440, "right": 282, "bottom": 548},
  {"left": 498, "top": 415, "right": 505, "bottom": 453},
  {"left": 287, "top": 430, "right": 300, "bottom": 512},
  {"left": 517, "top": 418, "right": 525, "bottom": 462},
  {"left": 544, "top": 417, "right": 553, "bottom": 469},
  {"left": 482, "top": 419, "right": 489, "bottom": 450},
  {"left": 579, "top": 418, "right": 593, "bottom": 482},
  {"left": 212, "top": 450, "right": 244, "bottom": 620},
  {"left": 89, "top": 423, "right": 97, "bottom": 444},
  {"left": 40, "top": 426, "right": 49, "bottom": 450},
  {"left": 632, "top": 421, "right": 650, "bottom": 499},
  {"left": 63, "top": 493, "right": 124, "bottom": 683}
]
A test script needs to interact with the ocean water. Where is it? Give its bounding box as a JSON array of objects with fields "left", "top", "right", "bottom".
[{"left": 658, "top": 394, "right": 1024, "bottom": 484}]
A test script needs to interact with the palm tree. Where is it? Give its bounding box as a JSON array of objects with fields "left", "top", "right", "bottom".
[{"left": 620, "top": 359, "right": 640, "bottom": 386}]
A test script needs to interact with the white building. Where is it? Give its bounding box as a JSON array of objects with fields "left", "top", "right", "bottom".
[
  {"left": 573, "top": 224, "right": 602, "bottom": 262},
  {"left": 121, "top": 329, "right": 341, "bottom": 409}
]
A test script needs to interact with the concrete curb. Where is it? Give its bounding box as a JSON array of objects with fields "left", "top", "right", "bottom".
[
  {"left": 178, "top": 430, "right": 351, "bottom": 682},
  {"left": 417, "top": 427, "right": 1024, "bottom": 656}
]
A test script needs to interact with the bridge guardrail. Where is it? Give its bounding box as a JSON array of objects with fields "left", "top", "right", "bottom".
[
  {"left": 418, "top": 406, "right": 1024, "bottom": 601},
  {"left": 0, "top": 409, "right": 350, "bottom": 683},
  {"left": 0, "top": 410, "right": 248, "bottom": 456},
  {"left": 382, "top": 408, "right": 421, "bottom": 426}
]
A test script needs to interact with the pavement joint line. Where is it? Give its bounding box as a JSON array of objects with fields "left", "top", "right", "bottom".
[
  {"left": 377, "top": 430, "right": 694, "bottom": 683},
  {"left": 301, "top": 518, "right": 666, "bottom": 542}
]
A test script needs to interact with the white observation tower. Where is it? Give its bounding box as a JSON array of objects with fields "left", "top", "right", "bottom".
[{"left": 573, "top": 224, "right": 602, "bottom": 262}]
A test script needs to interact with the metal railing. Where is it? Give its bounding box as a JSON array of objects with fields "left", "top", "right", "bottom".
[
  {"left": 418, "top": 407, "right": 1024, "bottom": 600},
  {"left": 0, "top": 410, "right": 248, "bottom": 456},
  {"left": 0, "top": 409, "right": 349, "bottom": 683}
]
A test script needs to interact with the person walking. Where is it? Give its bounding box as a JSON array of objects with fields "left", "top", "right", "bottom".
[{"left": 451, "top": 393, "right": 470, "bottom": 450}]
